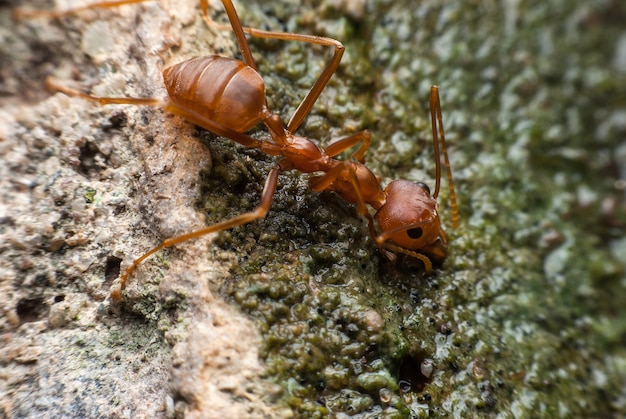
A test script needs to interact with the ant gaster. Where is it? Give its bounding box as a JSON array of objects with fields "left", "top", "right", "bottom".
[{"left": 16, "top": 0, "right": 459, "bottom": 300}]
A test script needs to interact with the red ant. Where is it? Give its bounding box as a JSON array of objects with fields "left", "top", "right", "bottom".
[{"left": 16, "top": 0, "right": 459, "bottom": 300}]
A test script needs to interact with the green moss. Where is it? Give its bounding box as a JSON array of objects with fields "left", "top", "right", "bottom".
[
  {"left": 198, "top": 135, "right": 441, "bottom": 414},
  {"left": 83, "top": 186, "right": 97, "bottom": 204},
  {"left": 194, "top": 0, "right": 626, "bottom": 417}
]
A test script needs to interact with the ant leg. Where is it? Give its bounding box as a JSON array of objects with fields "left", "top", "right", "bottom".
[
  {"left": 162, "top": 101, "right": 281, "bottom": 153},
  {"left": 308, "top": 161, "right": 434, "bottom": 271},
  {"left": 112, "top": 164, "right": 282, "bottom": 300},
  {"left": 209, "top": 0, "right": 258, "bottom": 71},
  {"left": 310, "top": 162, "right": 386, "bottom": 259},
  {"left": 13, "top": 0, "right": 156, "bottom": 19},
  {"left": 199, "top": 0, "right": 213, "bottom": 25},
  {"left": 45, "top": 77, "right": 163, "bottom": 107},
  {"left": 204, "top": 0, "right": 344, "bottom": 133},
  {"left": 429, "top": 86, "right": 458, "bottom": 229},
  {"left": 309, "top": 164, "right": 343, "bottom": 193},
  {"left": 46, "top": 77, "right": 278, "bottom": 153},
  {"left": 238, "top": 27, "right": 345, "bottom": 133},
  {"left": 45, "top": 79, "right": 284, "bottom": 299},
  {"left": 199, "top": 0, "right": 232, "bottom": 32},
  {"left": 344, "top": 167, "right": 378, "bottom": 243},
  {"left": 308, "top": 162, "right": 377, "bottom": 235},
  {"left": 324, "top": 130, "right": 371, "bottom": 163}
]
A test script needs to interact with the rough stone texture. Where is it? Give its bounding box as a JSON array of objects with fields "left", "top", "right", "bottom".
[{"left": 1, "top": 1, "right": 279, "bottom": 418}]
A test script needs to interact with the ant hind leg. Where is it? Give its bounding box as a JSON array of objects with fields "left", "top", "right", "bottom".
[
  {"left": 45, "top": 77, "right": 163, "bottom": 107},
  {"left": 13, "top": 0, "right": 156, "bottom": 20},
  {"left": 112, "top": 164, "right": 282, "bottom": 300}
]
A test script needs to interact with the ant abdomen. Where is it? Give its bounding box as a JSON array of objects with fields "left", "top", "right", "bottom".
[{"left": 163, "top": 56, "right": 266, "bottom": 133}]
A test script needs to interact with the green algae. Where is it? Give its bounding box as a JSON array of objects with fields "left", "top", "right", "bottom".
[{"left": 192, "top": 0, "right": 626, "bottom": 417}]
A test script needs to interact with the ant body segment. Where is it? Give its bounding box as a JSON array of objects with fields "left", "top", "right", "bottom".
[{"left": 17, "top": 0, "right": 459, "bottom": 300}]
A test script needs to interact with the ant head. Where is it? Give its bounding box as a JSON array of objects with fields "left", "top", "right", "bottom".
[{"left": 374, "top": 180, "right": 448, "bottom": 264}]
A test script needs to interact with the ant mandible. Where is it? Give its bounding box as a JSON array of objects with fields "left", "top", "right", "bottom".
[{"left": 16, "top": 0, "right": 459, "bottom": 300}]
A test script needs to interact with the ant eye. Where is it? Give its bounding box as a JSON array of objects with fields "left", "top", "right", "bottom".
[
  {"left": 415, "top": 182, "right": 430, "bottom": 195},
  {"left": 407, "top": 227, "right": 423, "bottom": 239}
]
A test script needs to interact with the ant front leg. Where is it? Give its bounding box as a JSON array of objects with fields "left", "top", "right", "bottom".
[
  {"left": 324, "top": 130, "right": 372, "bottom": 163},
  {"left": 112, "top": 164, "right": 282, "bottom": 300},
  {"left": 308, "top": 161, "right": 379, "bottom": 244}
]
